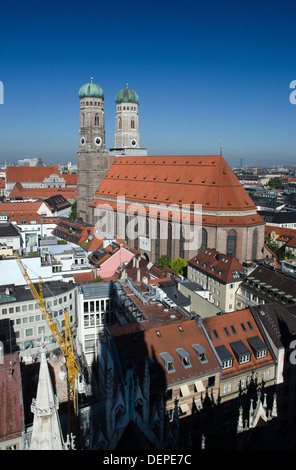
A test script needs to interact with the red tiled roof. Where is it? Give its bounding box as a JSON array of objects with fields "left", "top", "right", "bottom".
[
  {"left": 9, "top": 181, "right": 77, "bottom": 200},
  {"left": 188, "top": 248, "right": 244, "bottom": 284},
  {"left": 62, "top": 173, "right": 77, "bottom": 185},
  {"left": 203, "top": 308, "right": 275, "bottom": 379},
  {"left": 6, "top": 165, "right": 61, "bottom": 183},
  {"left": 0, "top": 201, "right": 46, "bottom": 223},
  {"left": 108, "top": 318, "right": 221, "bottom": 388},
  {"left": 72, "top": 271, "right": 95, "bottom": 284},
  {"left": 91, "top": 155, "right": 260, "bottom": 214}
]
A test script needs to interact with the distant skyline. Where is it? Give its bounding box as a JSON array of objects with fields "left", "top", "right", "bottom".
[{"left": 0, "top": 0, "right": 296, "bottom": 167}]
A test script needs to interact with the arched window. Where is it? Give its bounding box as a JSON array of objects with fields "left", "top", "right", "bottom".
[
  {"left": 146, "top": 217, "right": 149, "bottom": 238},
  {"left": 155, "top": 220, "right": 160, "bottom": 261},
  {"left": 227, "top": 230, "right": 237, "bottom": 258},
  {"left": 199, "top": 228, "right": 208, "bottom": 253},
  {"left": 118, "top": 117, "right": 122, "bottom": 130},
  {"left": 252, "top": 228, "right": 258, "bottom": 260},
  {"left": 81, "top": 113, "right": 85, "bottom": 127},
  {"left": 167, "top": 222, "right": 172, "bottom": 259},
  {"left": 179, "top": 225, "right": 185, "bottom": 259},
  {"left": 95, "top": 114, "right": 99, "bottom": 126},
  {"left": 131, "top": 118, "right": 135, "bottom": 129},
  {"left": 125, "top": 215, "right": 129, "bottom": 241},
  {"left": 134, "top": 220, "right": 138, "bottom": 250}
]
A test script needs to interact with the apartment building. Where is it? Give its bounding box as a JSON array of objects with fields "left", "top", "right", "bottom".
[
  {"left": 187, "top": 249, "right": 245, "bottom": 312},
  {"left": 0, "top": 281, "right": 78, "bottom": 352},
  {"left": 203, "top": 308, "right": 277, "bottom": 447}
]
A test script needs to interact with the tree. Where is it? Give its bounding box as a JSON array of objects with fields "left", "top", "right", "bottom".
[
  {"left": 169, "top": 257, "right": 188, "bottom": 276},
  {"left": 92, "top": 275, "right": 104, "bottom": 283},
  {"left": 69, "top": 201, "right": 77, "bottom": 220},
  {"left": 268, "top": 177, "right": 283, "bottom": 189},
  {"left": 157, "top": 254, "right": 171, "bottom": 270}
]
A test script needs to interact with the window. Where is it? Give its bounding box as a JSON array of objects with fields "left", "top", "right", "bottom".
[
  {"left": 95, "top": 114, "right": 99, "bottom": 126},
  {"left": 199, "top": 228, "right": 208, "bottom": 253},
  {"left": 25, "top": 328, "right": 33, "bottom": 337},
  {"left": 176, "top": 348, "right": 191, "bottom": 368},
  {"left": 131, "top": 118, "right": 135, "bottom": 129},
  {"left": 167, "top": 222, "right": 172, "bottom": 259},
  {"left": 118, "top": 117, "right": 122, "bottom": 130},
  {"left": 252, "top": 229, "right": 258, "bottom": 259},
  {"left": 239, "top": 354, "right": 251, "bottom": 364},
  {"left": 224, "top": 327, "right": 230, "bottom": 336},
  {"left": 160, "top": 352, "right": 175, "bottom": 373},
  {"left": 227, "top": 230, "right": 237, "bottom": 258},
  {"left": 208, "top": 376, "right": 215, "bottom": 387},
  {"left": 230, "top": 325, "right": 237, "bottom": 334},
  {"left": 192, "top": 344, "right": 207, "bottom": 363},
  {"left": 222, "top": 359, "right": 233, "bottom": 369},
  {"left": 179, "top": 224, "right": 185, "bottom": 258},
  {"left": 155, "top": 221, "right": 160, "bottom": 260}
]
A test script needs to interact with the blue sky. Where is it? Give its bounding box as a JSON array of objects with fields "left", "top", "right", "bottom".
[{"left": 0, "top": 0, "right": 295, "bottom": 167}]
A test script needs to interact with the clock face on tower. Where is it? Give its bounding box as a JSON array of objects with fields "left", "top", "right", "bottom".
[
  {"left": 80, "top": 137, "right": 85, "bottom": 146},
  {"left": 94, "top": 136, "right": 102, "bottom": 147},
  {"left": 130, "top": 139, "right": 137, "bottom": 147}
]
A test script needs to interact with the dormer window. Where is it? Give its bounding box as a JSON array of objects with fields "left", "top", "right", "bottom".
[
  {"left": 192, "top": 344, "right": 208, "bottom": 364},
  {"left": 176, "top": 348, "right": 191, "bottom": 368},
  {"left": 160, "top": 352, "right": 175, "bottom": 373},
  {"left": 230, "top": 340, "right": 251, "bottom": 364},
  {"left": 247, "top": 336, "right": 268, "bottom": 359}
]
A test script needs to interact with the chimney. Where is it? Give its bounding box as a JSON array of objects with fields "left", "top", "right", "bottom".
[{"left": 137, "top": 268, "right": 141, "bottom": 282}]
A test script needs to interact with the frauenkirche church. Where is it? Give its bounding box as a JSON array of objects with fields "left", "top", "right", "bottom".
[{"left": 76, "top": 79, "right": 265, "bottom": 264}]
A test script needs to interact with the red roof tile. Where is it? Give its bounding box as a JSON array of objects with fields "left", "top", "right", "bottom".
[
  {"left": 92, "top": 155, "right": 259, "bottom": 213},
  {"left": 6, "top": 165, "right": 61, "bottom": 183},
  {"left": 9, "top": 182, "right": 77, "bottom": 200},
  {"left": 188, "top": 248, "right": 244, "bottom": 284},
  {"left": 203, "top": 308, "right": 275, "bottom": 379},
  {"left": 108, "top": 318, "right": 221, "bottom": 387}
]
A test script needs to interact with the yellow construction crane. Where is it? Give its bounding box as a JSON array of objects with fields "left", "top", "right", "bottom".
[{"left": 14, "top": 252, "right": 81, "bottom": 437}]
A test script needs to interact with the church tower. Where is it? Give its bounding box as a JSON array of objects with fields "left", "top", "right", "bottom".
[
  {"left": 110, "top": 84, "right": 147, "bottom": 157},
  {"left": 77, "top": 78, "right": 109, "bottom": 223}
]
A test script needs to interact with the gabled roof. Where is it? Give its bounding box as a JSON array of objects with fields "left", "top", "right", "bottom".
[
  {"left": 242, "top": 265, "right": 296, "bottom": 315},
  {"left": 107, "top": 318, "right": 221, "bottom": 388},
  {"left": 203, "top": 308, "right": 274, "bottom": 378},
  {"left": 188, "top": 248, "right": 244, "bottom": 284},
  {"left": 6, "top": 165, "right": 61, "bottom": 183},
  {"left": 91, "top": 155, "right": 260, "bottom": 214},
  {"left": 9, "top": 181, "right": 77, "bottom": 201}
]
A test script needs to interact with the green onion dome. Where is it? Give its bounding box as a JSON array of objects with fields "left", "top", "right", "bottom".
[
  {"left": 115, "top": 84, "right": 139, "bottom": 105},
  {"left": 78, "top": 78, "right": 104, "bottom": 100}
]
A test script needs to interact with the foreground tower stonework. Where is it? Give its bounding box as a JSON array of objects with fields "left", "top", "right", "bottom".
[{"left": 77, "top": 78, "right": 108, "bottom": 223}]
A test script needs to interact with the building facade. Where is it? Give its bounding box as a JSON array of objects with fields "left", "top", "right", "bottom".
[
  {"left": 187, "top": 248, "right": 245, "bottom": 312},
  {"left": 90, "top": 155, "right": 265, "bottom": 264},
  {"left": 0, "top": 281, "right": 78, "bottom": 352}
]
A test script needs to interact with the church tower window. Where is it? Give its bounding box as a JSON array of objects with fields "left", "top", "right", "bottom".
[
  {"left": 167, "top": 222, "right": 172, "bottom": 259},
  {"left": 252, "top": 228, "right": 258, "bottom": 259},
  {"left": 227, "top": 230, "right": 237, "bottom": 258},
  {"left": 95, "top": 114, "right": 99, "bottom": 126}
]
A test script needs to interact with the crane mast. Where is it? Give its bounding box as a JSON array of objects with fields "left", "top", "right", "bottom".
[{"left": 14, "top": 252, "right": 81, "bottom": 437}]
